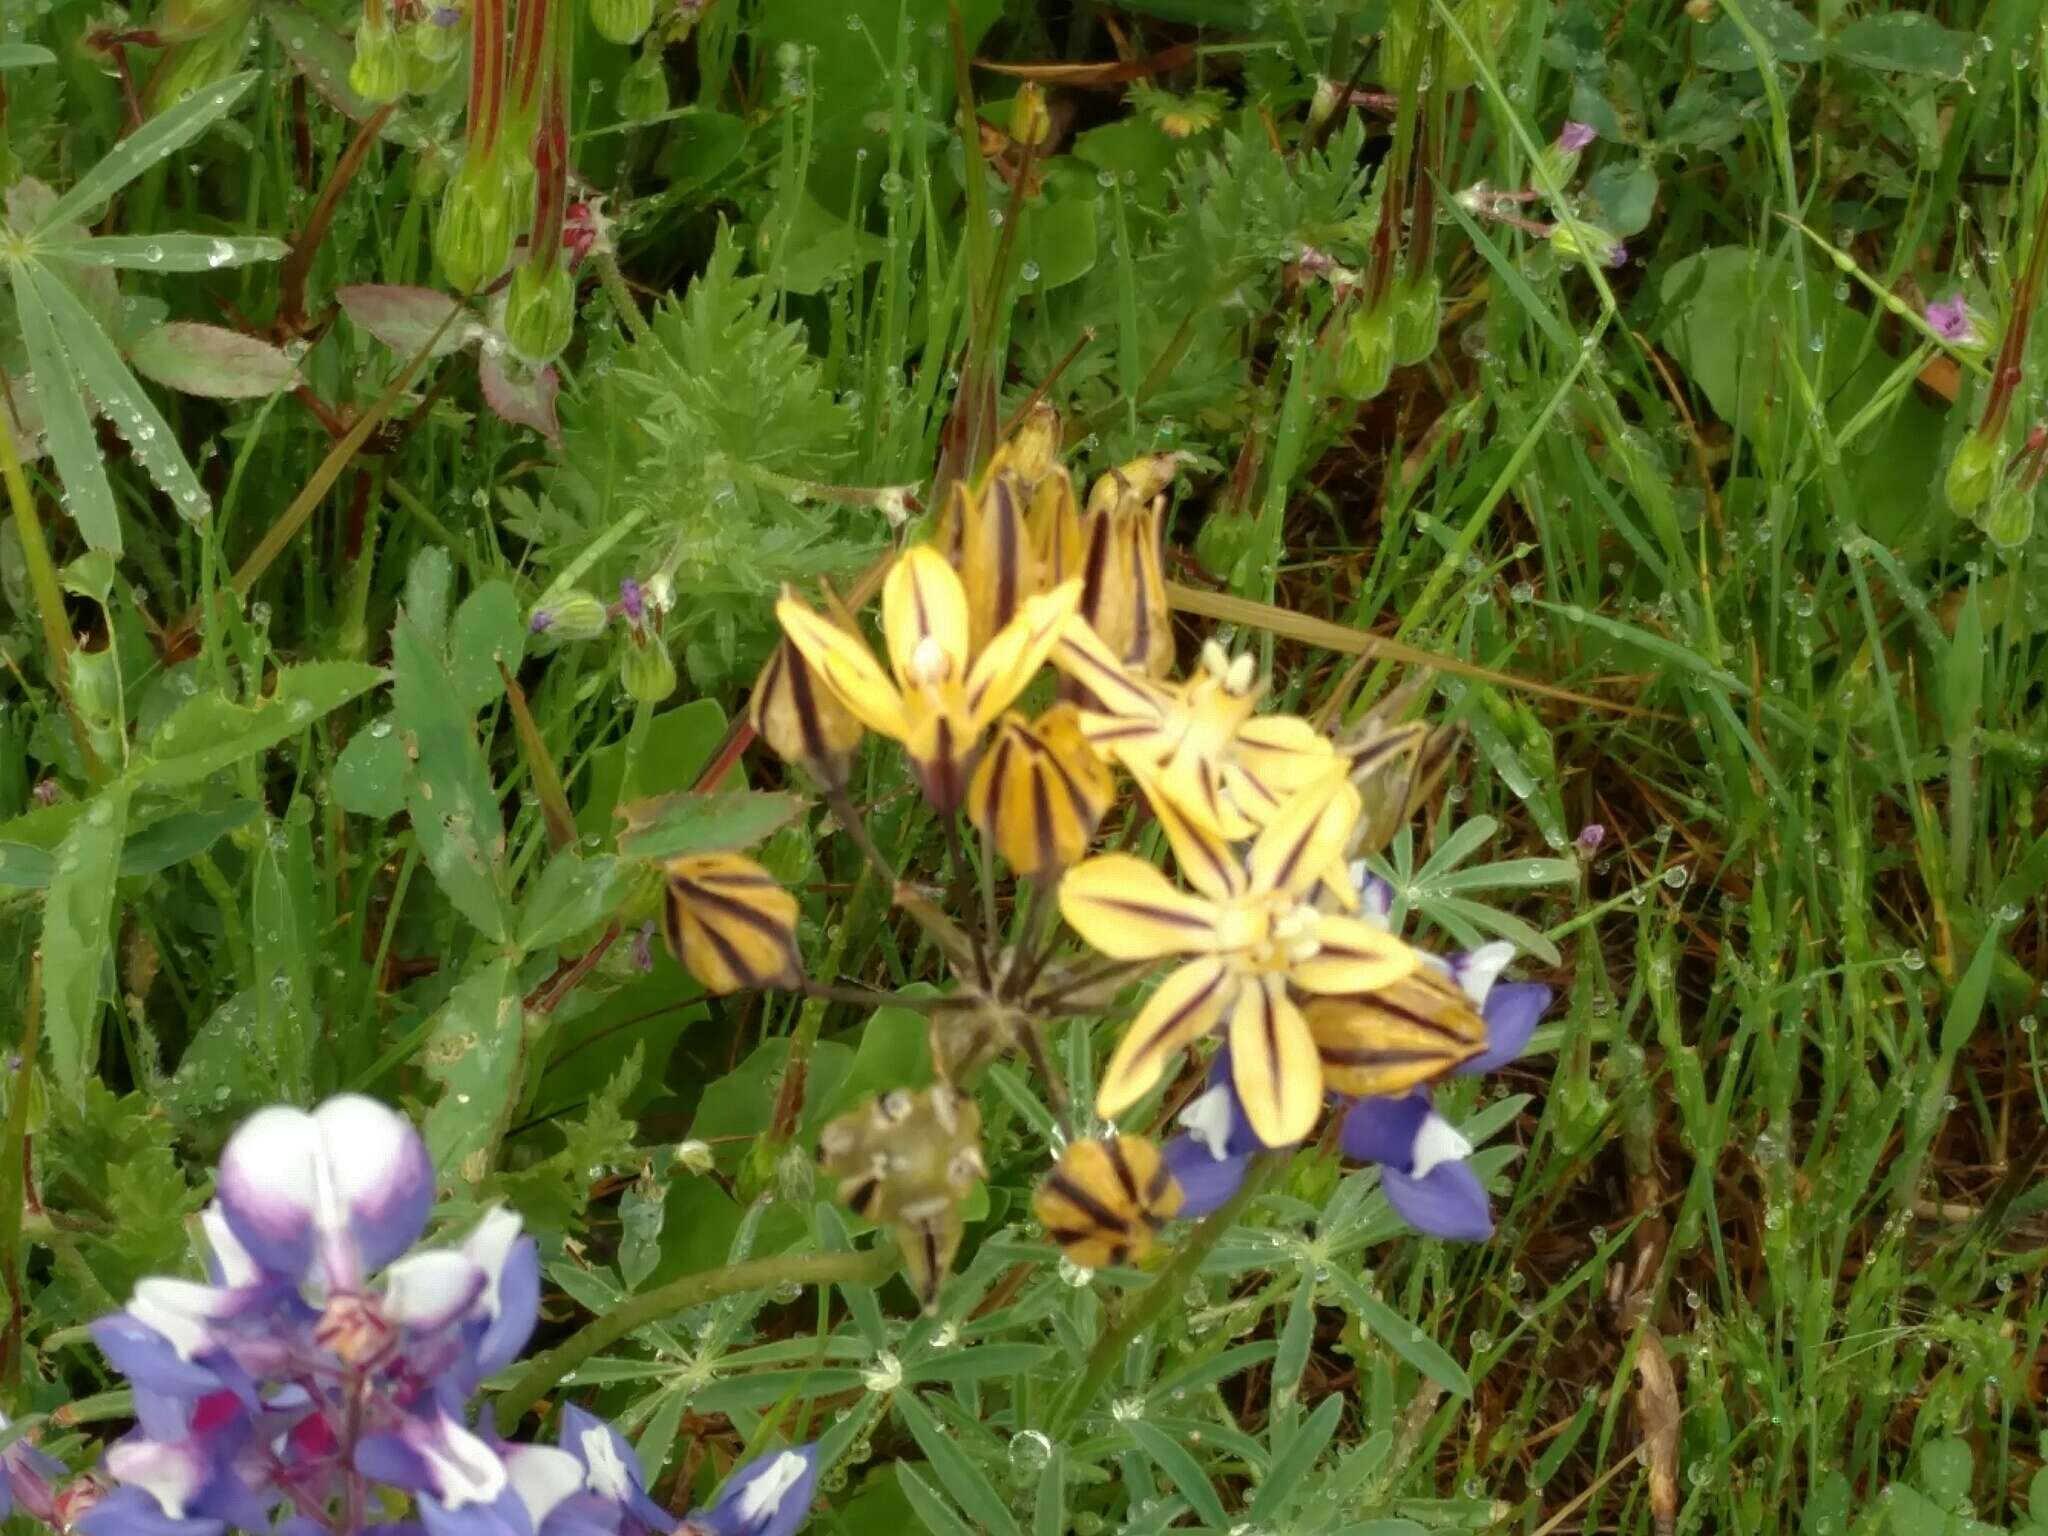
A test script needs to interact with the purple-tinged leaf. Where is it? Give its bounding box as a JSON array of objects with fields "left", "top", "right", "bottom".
[
  {"left": 478, "top": 351, "right": 560, "bottom": 443},
  {"left": 337, "top": 285, "right": 482, "bottom": 359},
  {"left": 128, "top": 324, "right": 300, "bottom": 399}
]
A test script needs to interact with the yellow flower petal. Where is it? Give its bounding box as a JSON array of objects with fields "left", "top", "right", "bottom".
[
  {"left": 1303, "top": 967, "right": 1487, "bottom": 1097},
  {"left": 1052, "top": 614, "right": 1172, "bottom": 724},
  {"left": 1032, "top": 1134, "right": 1183, "bottom": 1269},
  {"left": 968, "top": 707, "right": 1113, "bottom": 878},
  {"left": 882, "top": 544, "right": 972, "bottom": 694},
  {"left": 1152, "top": 752, "right": 1258, "bottom": 841},
  {"left": 899, "top": 705, "right": 972, "bottom": 813},
  {"left": 1228, "top": 975, "right": 1321, "bottom": 1145},
  {"left": 1059, "top": 854, "right": 1226, "bottom": 959},
  {"left": 662, "top": 853, "right": 802, "bottom": 995},
  {"left": 1234, "top": 712, "right": 1339, "bottom": 793},
  {"left": 1246, "top": 771, "right": 1362, "bottom": 899},
  {"left": 1130, "top": 764, "right": 1247, "bottom": 903},
  {"left": 1288, "top": 915, "right": 1419, "bottom": 995},
  {"left": 748, "top": 636, "right": 865, "bottom": 780},
  {"left": 775, "top": 591, "right": 909, "bottom": 740},
  {"left": 1097, "top": 957, "right": 1238, "bottom": 1118},
  {"left": 961, "top": 472, "right": 1037, "bottom": 654},
  {"left": 962, "top": 578, "right": 1082, "bottom": 732}
]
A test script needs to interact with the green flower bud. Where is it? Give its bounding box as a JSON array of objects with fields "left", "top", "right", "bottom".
[
  {"left": 435, "top": 157, "right": 518, "bottom": 292},
  {"left": 402, "top": 38, "right": 457, "bottom": 94},
  {"left": 1338, "top": 304, "right": 1396, "bottom": 402},
  {"left": 1193, "top": 507, "right": 1258, "bottom": 583},
  {"left": 412, "top": 2, "right": 464, "bottom": 63},
  {"left": 1550, "top": 221, "right": 1625, "bottom": 270},
  {"left": 530, "top": 591, "right": 608, "bottom": 642},
  {"left": 1978, "top": 482, "right": 2036, "bottom": 549},
  {"left": 1392, "top": 273, "right": 1442, "bottom": 367},
  {"left": 617, "top": 46, "right": 670, "bottom": 122},
  {"left": 348, "top": 18, "right": 406, "bottom": 104},
  {"left": 1943, "top": 431, "right": 2004, "bottom": 519},
  {"left": 501, "top": 261, "right": 576, "bottom": 365},
  {"left": 592, "top": 0, "right": 655, "bottom": 45},
  {"left": 619, "top": 636, "right": 677, "bottom": 703}
]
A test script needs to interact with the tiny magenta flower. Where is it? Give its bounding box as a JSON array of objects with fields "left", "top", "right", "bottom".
[
  {"left": 1576, "top": 821, "right": 1607, "bottom": 853},
  {"left": 1925, "top": 294, "right": 1984, "bottom": 347},
  {"left": 1556, "top": 120, "right": 1597, "bottom": 153},
  {"left": 617, "top": 576, "right": 646, "bottom": 624}
]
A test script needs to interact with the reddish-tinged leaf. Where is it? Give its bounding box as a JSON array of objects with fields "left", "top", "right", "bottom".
[
  {"left": 478, "top": 350, "right": 560, "bottom": 443},
  {"left": 336, "top": 284, "right": 482, "bottom": 358},
  {"left": 128, "top": 323, "right": 300, "bottom": 399}
]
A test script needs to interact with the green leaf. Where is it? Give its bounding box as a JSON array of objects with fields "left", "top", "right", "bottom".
[
  {"left": 615, "top": 788, "right": 806, "bottom": 862},
  {"left": 35, "top": 71, "right": 262, "bottom": 230},
  {"left": 32, "top": 262, "right": 212, "bottom": 521},
  {"left": 44, "top": 235, "right": 289, "bottom": 272},
  {"left": 10, "top": 265, "right": 119, "bottom": 551},
  {"left": 892, "top": 1466, "right": 975, "bottom": 1536},
  {"left": 126, "top": 323, "right": 299, "bottom": 399},
  {"left": 1696, "top": 0, "right": 1820, "bottom": 70},
  {"left": 1830, "top": 13, "right": 1972, "bottom": 78},
  {"left": 1885, "top": 1485, "right": 1955, "bottom": 1536},
  {"left": 575, "top": 697, "right": 729, "bottom": 839},
  {"left": 1124, "top": 1420, "right": 1227, "bottom": 1527},
  {"left": 0, "top": 44, "right": 56, "bottom": 67},
  {"left": 40, "top": 786, "right": 129, "bottom": 1092},
  {"left": 251, "top": 811, "right": 317, "bottom": 1103},
  {"left": 1249, "top": 1393, "right": 1344, "bottom": 1520},
  {"left": 331, "top": 718, "right": 407, "bottom": 818},
  {"left": 448, "top": 580, "right": 526, "bottom": 711},
  {"left": 809, "top": 1003, "right": 935, "bottom": 1129},
  {"left": 137, "top": 662, "right": 384, "bottom": 788},
  {"left": 392, "top": 616, "right": 514, "bottom": 943},
  {"left": 1581, "top": 159, "right": 1658, "bottom": 239},
  {"left": 421, "top": 956, "right": 525, "bottom": 1179},
  {"left": 892, "top": 1392, "right": 1021, "bottom": 1536},
  {"left": 515, "top": 854, "right": 621, "bottom": 952},
  {"left": 0, "top": 842, "right": 56, "bottom": 889},
  {"left": 120, "top": 801, "right": 260, "bottom": 876},
  {"left": 1324, "top": 1269, "right": 1473, "bottom": 1397}
]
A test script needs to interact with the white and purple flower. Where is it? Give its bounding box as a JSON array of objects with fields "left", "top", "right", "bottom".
[{"left": 677, "top": 1447, "right": 820, "bottom": 1536}]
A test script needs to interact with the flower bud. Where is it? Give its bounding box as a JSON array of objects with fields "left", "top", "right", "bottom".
[
  {"left": 412, "top": 2, "right": 465, "bottom": 63},
  {"left": 1944, "top": 431, "right": 2004, "bottom": 518},
  {"left": 968, "top": 707, "right": 1113, "bottom": 880},
  {"left": 434, "top": 156, "right": 519, "bottom": 293},
  {"left": 1391, "top": 273, "right": 1441, "bottom": 367},
  {"left": 1979, "top": 481, "right": 2036, "bottom": 548},
  {"left": 748, "top": 634, "right": 864, "bottom": 787},
  {"left": 348, "top": 17, "right": 406, "bottom": 103},
  {"left": 662, "top": 852, "right": 802, "bottom": 994},
  {"left": 402, "top": 37, "right": 457, "bottom": 94},
  {"left": 1550, "top": 221, "right": 1626, "bottom": 270},
  {"left": 1338, "top": 303, "right": 1396, "bottom": 401},
  {"left": 1009, "top": 82, "right": 1052, "bottom": 147},
  {"left": 592, "top": 0, "right": 654, "bottom": 44},
  {"left": 528, "top": 590, "right": 608, "bottom": 642},
  {"left": 1032, "top": 1134, "right": 1182, "bottom": 1270},
  {"left": 501, "top": 260, "right": 576, "bottom": 365},
  {"left": 617, "top": 45, "right": 669, "bottom": 121},
  {"left": 1308, "top": 75, "right": 1341, "bottom": 129},
  {"left": 619, "top": 635, "right": 677, "bottom": 703},
  {"left": 1194, "top": 506, "right": 1258, "bottom": 583}
]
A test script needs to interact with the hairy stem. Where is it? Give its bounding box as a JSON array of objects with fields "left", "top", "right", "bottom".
[{"left": 492, "top": 1247, "right": 897, "bottom": 1432}]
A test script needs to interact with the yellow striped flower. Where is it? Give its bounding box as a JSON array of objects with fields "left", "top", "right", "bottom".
[
  {"left": 747, "top": 635, "right": 865, "bottom": 788},
  {"left": 966, "top": 705, "right": 1114, "bottom": 880},
  {"left": 1035, "top": 452, "right": 1182, "bottom": 682},
  {"left": 662, "top": 853, "right": 803, "bottom": 995},
  {"left": 1058, "top": 770, "right": 1423, "bottom": 1146},
  {"left": 1031, "top": 1134, "right": 1183, "bottom": 1269},
  {"left": 775, "top": 545, "right": 1082, "bottom": 813},
  {"left": 1052, "top": 616, "right": 1336, "bottom": 841}
]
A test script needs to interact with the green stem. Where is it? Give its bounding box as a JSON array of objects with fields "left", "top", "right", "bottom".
[
  {"left": 492, "top": 1247, "right": 897, "bottom": 1433},
  {"left": 1046, "top": 1151, "right": 1279, "bottom": 1436},
  {"left": 594, "top": 251, "right": 650, "bottom": 344}
]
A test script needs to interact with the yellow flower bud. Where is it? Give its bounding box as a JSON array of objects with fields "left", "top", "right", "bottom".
[
  {"left": 1033, "top": 1134, "right": 1182, "bottom": 1270},
  {"left": 661, "top": 852, "right": 802, "bottom": 994},
  {"left": 1009, "top": 82, "right": 1053, "bottom": 148},
  {"left": 967, "top": 706, "right": 1114, "bottom": 880},
  {"left": 747, "top": 632, "right": 864, "bottom": 787}
]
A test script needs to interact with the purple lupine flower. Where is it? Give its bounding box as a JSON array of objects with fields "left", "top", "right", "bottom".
[
  {"left": 1160, "top": 1051, "right": 1294, "bottom": 1219},
  {"left": 1575, "top": 822, "right": 1606, "bottom": 853},
  {"left": 1925, "top": 294, "right": 1984, "bottom": 348},
  {"left": 1556, "top": 120, "right": 1597, "bottom": 153},
  {"left": 617, "top": 579, "right": 645, "bottom": 626},
  {"left": 0, "top": 1410, "right": 66, "bottom": 1524},
  {"left": 552, "top": 1407, "right": 671, "bottom": 1536},
  {"left": 678, "top": 1447, "right": 819, "bottom": 1536},
  {"left": 1346, "top": 864, "right": 1396, "bottom": 926}
]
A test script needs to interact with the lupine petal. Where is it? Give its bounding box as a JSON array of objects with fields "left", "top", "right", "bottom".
[
  {"left": 469, "top": 1220, "right": 539, "bottom": 1378},
  {"left": 1160, "top": 1134, "right": 1250, "bottom": 1219},
  {"left": 503, "top": 1446, "right": 586, "bottom": 1529},
  {"left": 1288, "top": 915, "right": 1418, "bottom": 996},
  {"left": 1381, "top": 1161, "right": 1493, "bottom": 1241},
  {"left": 358, "top": 1414, "right": 508, "bottom": 1510},
  {"left": 198, "top": 1207, "right": 261, "bottom": 1290},
  {"left": 1097, "top": 958, "right": 1237, "bottom": 1119},
  {"left": 686, "top": 1446, "right": 819, "bottom": 1536},
  {"left": 1457, "top": 982, "right": 1551, "bottom": 1075},
  {"left": 94, "top": 1309, "right": 227, "bottom": 1397},
  {"left": 78, "top": 1485, "right": 228, "bottom": 1536},
  {"left": 1227, "top": 978, "right": 1321, "bottom": 1146},
  {"left": 558, "top": 1408, "right": 665, "bottom": 1528},
  {"left": 1247, "top": 772, "right": 1361, "bottom": 900},
  {"left": 882, "top": 545, "right": 972, "bottom": 693},
  {"left": 1445, "top": 941, "right": 1516, "bottom": 1005},
  {"left": 1337, "top": 1092, "right": 1432, "bottom": 1167},
  {"left": 1129, "top": 767, "right": 1247, "bottom": 902},
  {"left": 1058, "top": 855, "right": 1226, "bottom": 960},
  {"left": 963, "top": 579, "right": 1083, "bottom": 733},
  {"left": 312, "top": 1096, "right": 436, "bottom": 1275},
  {"left": 774, "top": 594, "right": 909, "bottom": 740},
  {"left": 382, "top": 1252, "right": 485, "bottom": 1331},
  {"left": 416, "top": 1493, "right": 526, "bottom": 1536},
  {"left": 104, "top": 1440, "right": 211, "bottom": 1521}
]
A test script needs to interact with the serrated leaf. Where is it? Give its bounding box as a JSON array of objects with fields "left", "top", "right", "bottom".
[
  {"left": 40, "top": 786, "right": 129, "bottom": 1092},
  {"left": 44, "top": 235, "right": 289, "bottom": 272},
  {"left": 1830, "top": 13, "right": 1971, "bottom": 78},
  {"left": 448, "top": 580, "right": 525, "bottom": 710},
  {"left": 421, "top": 956, "right": 525, "bottom": 1178},
  {"left": 136, "top": 662, "right": 384, "bottom": 788},
  {"left": 33, "top": 262, "right": 211, "bottom": 521},
  {"left": 392, "top": 616, "right": 513, "bottom": 942},
  {"left": 10, "top": 266, "right": 118, "bottom": 551},
  {"left": 34, "top": 71, "right": 260, "bottom": 231},
  {"left": 337, "top": 285, "right": 481, "bottom": 358},
  {"left": 515, "top": 853, "right": 621, "bottom": 951},
  {"left": 127, "top": 323, "right": 299, "bottom": 399},
  {"left": 615, "top": 789, "right": 805, "bottom": 862}
]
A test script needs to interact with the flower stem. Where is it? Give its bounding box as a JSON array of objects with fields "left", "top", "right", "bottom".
[
  {"left": 1045, "top": 1152, "right": 1279, "bottom": 1436},
  {"left": 593, "top": 250, "right": 649, "bottom": 343},
  {"left": 492, "top": 1247, "right": 897, "bottom": 1433}
]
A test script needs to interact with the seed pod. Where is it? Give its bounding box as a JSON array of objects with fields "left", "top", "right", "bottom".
[
  {"left": 528, "top": 590, "right": 608, "bottom": 642},
  {"left": 661, "top": 853, "right": 802, "bottom": 994},
  {"left": 435, "top": 156, "right": 520, "bottom": 293},
  {"left": 819, "top": 1086, "right": 986, "bottom": 1314},
  {"left": 1032, "top": 1135, "right": 1182, "bottom": 1269},
  {"left": 1944, "top": 431, "right": 2004, "bottom": 519},
  {"left": 618, "top": 635, "right": 677, "bottom": 704},
  {"left": 967, "top": 706, "right": 1112, "bottom": 880},
  {"left": 1009, "top": 82, "right": 1052, "bottom": 148},
  {"left": 348, "top": 17, "right": 406, "bottom": 103}
]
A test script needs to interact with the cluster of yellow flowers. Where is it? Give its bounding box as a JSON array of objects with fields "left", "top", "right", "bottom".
[{"left": 659, "top": 413, "right": 1491, "bottom": 1292}]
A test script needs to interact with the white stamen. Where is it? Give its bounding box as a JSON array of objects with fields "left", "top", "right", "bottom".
[
  {"left": 1178, "top": 1086, "right": 1236, "bottom": 1161},
  {"left": 1409, "top": 1112, "right": 1474, "bottom": 1181},
  {"left": 909, "top": 634, "right": 949, "bottom": 686},
  {"left": 1224, "top": 653, "right": 1256, "bottom": 695},
  {"left": 580, "top": 1427, "right": 632, "bottom": 1500},
  {"left": 1200, "top": 639, "right": 1230, "bottom": 679},
  {"left": 734, "top": 1451, "right": 810, "bottom": 1521}
]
